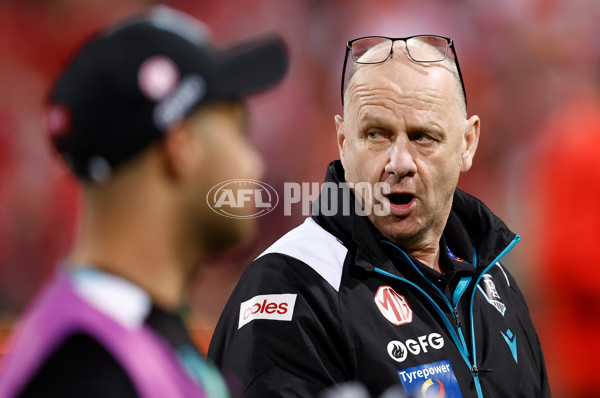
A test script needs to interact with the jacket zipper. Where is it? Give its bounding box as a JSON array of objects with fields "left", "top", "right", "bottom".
[
  {"left": 467, "top": 235, "right": 521, "bottom": 396},
  {"left": 373, "top": 266, "right": 482, "bottom": 396},
  {"left": 374, "top": 236, "right": 520, "bottom": 398}
]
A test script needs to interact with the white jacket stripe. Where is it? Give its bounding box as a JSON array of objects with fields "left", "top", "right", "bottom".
[{"left": 257, "top": 218, "right": 347, "bottom": 292}]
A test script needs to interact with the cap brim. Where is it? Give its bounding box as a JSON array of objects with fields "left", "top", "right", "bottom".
[{"left": 214, "top": 36, "right": 288, "bottom": 99}]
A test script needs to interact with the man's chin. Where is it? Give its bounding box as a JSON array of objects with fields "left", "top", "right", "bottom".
[
  {"left": 206, "top": 218, "right": 258, "bottom": 255},
  {"left": 372, "top": 218, "right": 422, "bottom": 246}
]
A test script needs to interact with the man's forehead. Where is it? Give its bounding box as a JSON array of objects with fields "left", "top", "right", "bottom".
[
  {"left": 351, "top": 87, "right": 452, "bottom": 131},
  {"left": 345, "top": 61, "right": 462, "bottom": 129},
  {"left": 350, "top": 56, "right": 452, "bottom": 99},
  {"left": 348, "top": 52, "right": 461, "bottom": 115}
]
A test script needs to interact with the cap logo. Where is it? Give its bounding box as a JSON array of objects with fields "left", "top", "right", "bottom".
[
  {"left": 45, "top": 104, "right": 71, "bottom": 140},
  {"left": 153, "top": 74, "right": 206, "bottom": 131},
  {"left": 138, "top": 55, "right": 180, "bottom": 101}
]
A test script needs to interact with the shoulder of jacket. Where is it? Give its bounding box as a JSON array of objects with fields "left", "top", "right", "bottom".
[{"left": 255, "top": 218, "right": 348, "bottom": 292}]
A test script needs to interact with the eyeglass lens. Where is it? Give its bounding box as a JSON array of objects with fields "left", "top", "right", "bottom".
[{"left": 351, "top": 36, "right": 449, "bottom": 64}]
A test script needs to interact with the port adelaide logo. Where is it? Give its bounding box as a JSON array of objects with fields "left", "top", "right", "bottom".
[{"left": 478, "top": 274, "right": 506, "bottom": 316}]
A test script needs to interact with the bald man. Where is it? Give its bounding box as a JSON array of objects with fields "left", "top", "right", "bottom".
[{"left": 209, "top": 36, "right": 549, "bottom": 398}]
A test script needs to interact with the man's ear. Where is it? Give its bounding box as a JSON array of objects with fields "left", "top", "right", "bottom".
[
  {"left": 461, "top": 115, "right": 480, "bottom": 172},
  {"left": 335, "top": 115, "right": 345, "bottom": 158},
  {"left": 162, "top": 120, "right": 202, "bottom": 180}
]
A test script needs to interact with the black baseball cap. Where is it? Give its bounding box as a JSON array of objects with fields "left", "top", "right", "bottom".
[{"left": 46, "top": 6, "right": 288, "bottom": 182}]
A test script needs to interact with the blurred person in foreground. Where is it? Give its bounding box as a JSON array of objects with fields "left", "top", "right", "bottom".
[
  {"left": 0, "top": 6, "right": 287, "bottom": 398},
  {"left": 209, "top": 36, "right": 550, "bottom": 397}
]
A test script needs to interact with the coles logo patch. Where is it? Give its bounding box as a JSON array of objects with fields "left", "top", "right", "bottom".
[
  {"left": 398, "top": 360, "right": 462, "bottom": 398},
  {"left": 375, "top": 285, "right": 413, "bottom": 326},
  {"left": 238, "top": 294, "right": 297, "bottom": 329}
]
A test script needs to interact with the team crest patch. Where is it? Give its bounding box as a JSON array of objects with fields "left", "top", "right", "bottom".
[
  {"left": 398, "top": 360, "right": 463, "bottom": 398},
  {"left": 374, "top": 285, "right": 413, "bottom": 326},
  {"left": 478, "top": 274, "right": 506, "bottom": 316}
]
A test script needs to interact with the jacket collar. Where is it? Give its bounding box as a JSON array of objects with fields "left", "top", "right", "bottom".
[{"left": 312, "top": 161, "right": 517, "bottom": 274}]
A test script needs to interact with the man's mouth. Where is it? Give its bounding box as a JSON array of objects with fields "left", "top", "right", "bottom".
[
  {"left": 384, "top": 192, "right": 417, "bottom": 216},
  {"left": 387, "top": 193, "right": 415, "bottom": 206}
]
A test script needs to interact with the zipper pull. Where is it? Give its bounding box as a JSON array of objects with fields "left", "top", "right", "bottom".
[
  {"left": 453, "top": 308, "right": 462, "bottom": 326},
  {"left": 472, "top": 365, "right": 479, "bottom": 377}
]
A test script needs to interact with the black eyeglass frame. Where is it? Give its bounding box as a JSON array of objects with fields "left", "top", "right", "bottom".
[{"left": 340, "top": 35, "right": 467, "bottom": 107}]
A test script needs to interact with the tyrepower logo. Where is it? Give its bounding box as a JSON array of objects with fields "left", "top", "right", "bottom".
[
  {"left": 238, "top": 294, "right": 297, "bottom": 329},
  {"left": 375, "top": 285, "right": 413, "bottom": 326},
  {"left": 207, "top": 179, "right": 279, "bottom": 219},
  {"left": 387, "top": 333, "right": 445, "bottom": 362},
  {"left": 398, "top": 360, "right": 462, "bottom": 397}
]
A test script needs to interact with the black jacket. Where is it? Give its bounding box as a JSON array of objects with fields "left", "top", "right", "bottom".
[{"left": 209, "top": 161, "right": 550, "bottom": 398}]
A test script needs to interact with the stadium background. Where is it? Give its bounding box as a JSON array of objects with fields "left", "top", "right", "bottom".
[{"left": 1, "top": 0, "right": 599, "bottom": 396}]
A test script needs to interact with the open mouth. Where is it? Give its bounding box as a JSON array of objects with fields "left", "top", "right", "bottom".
[{"left": 387, "top": 193, "right": 415, "bottom": 206}]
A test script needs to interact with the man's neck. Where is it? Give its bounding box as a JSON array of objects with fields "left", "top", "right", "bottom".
[
  {"left": 68, "top": 193, "right": 201, "bottom": 311},
  {"left": 405, "top": 245, "right": 443, "bottom": 273},
  {"left": 386, "top": 226, "right": 446, "bottom": 273}
]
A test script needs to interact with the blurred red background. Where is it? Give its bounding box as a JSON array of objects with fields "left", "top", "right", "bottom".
[{"left": 1, "top": 0, "right": 599, "bottom": 396}]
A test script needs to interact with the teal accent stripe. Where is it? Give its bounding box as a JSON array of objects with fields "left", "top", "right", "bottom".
[
  {"left": 472, "top": 248, "right": 478, "bottom": 267},
  {"left": 452, "top": 277, "right": 471, "bottom": 308},
  {"left": 458, "top": 327, "right": 469, "bottom": 358},
  {"left": 468, "top": 235, "right": 521, "bottom": 371},
  {"left": 475, "top": 375, "right": 483, "bottom": 397}
]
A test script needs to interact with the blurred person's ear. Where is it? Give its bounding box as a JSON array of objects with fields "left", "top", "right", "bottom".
[
  {"left": 461, "top": 115, "right": 480, "bottom": 173},
  {"left": 162, "top": 117, "right": 206, "bottom": 181}
]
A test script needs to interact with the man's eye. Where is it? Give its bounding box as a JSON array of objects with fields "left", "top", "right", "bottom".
[
  {"left": 368, "top": 131, "right": 383, "bottom": 139},
  {"left": 411, "top": 133, "right": 432, "bottom": 142}
]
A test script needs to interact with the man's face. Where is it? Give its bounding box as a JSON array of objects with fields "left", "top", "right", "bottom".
[
  {"left": 336, "top": 47, "right": 479, "bottom": 249},
  {"left": 184, "top": 102, "right": 265, "bottom": 254}
]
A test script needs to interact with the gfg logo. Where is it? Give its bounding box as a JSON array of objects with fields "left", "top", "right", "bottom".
[
  {"left": 387, "top": 333, "right": 445, "bottom": 362},
  {"left": 206, "top": 179, "right": 279, "bottom": 219}
]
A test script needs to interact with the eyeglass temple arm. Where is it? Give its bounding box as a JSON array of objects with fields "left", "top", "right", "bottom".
[
  {"left": 341, "top": 45, "right": 351, "bottom": 106},
  {"left": 449, "top": 42, "right": 467, "bottom": 107}
]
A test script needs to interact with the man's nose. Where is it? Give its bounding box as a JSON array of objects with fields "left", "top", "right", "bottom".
[{"left": 384, "top": 139, "right": 417, "bottom": 178}]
